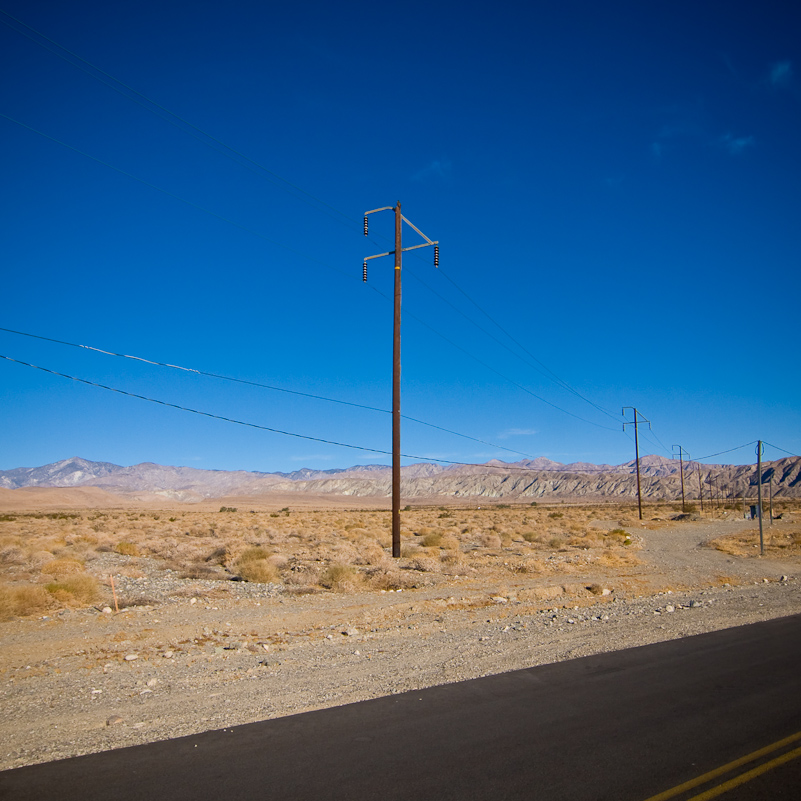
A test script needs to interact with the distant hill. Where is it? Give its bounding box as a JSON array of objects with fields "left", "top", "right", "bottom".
[{"left": 1, "top": 454, "right": 799, "bottom": 502}]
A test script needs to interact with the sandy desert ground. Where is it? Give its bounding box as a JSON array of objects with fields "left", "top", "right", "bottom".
[{"left": 1, "top": 494, "right": 799, "bottom": 770}]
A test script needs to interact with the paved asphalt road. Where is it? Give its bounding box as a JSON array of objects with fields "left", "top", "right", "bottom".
[{"left": 2, "top": 614, "right": 800, "bottom": 801}]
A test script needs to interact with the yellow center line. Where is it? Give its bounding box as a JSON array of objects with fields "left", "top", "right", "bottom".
[
  {"left": 686, "top": 743, "right": 801, "bottom": 800},
  {"left": 641, "top": 730, "right": 801, "bottom": 801}
]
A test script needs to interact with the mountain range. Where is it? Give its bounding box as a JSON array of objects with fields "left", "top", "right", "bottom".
[{"left": 1, "top": 455, "right": 799, "bottom": 503}]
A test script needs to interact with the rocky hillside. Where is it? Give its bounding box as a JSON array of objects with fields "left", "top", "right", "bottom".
[{"left": 1, "top": 455, "right": 799, "bottom": 502}]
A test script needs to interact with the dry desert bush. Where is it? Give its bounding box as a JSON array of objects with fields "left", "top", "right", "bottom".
[{"left": 0, "top": 502, "right": 651, "bottom": 617}]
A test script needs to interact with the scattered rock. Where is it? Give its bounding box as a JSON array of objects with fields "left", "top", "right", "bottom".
[
  {"left": 665, "top": 605, "right": 675, "bottom": 613},
  {"left": 106, "top": 716, "right": 124, "bottom": 727},
  {"left": 101, "top": 607, "right": 113, "bottom": 614},
  {"left": 161, "top": 650, "right": 174, "bottom": 659},
  {"left": 124, "top": 654, "right": 138, "bottom": 662},
  {"left": 146, "top": 678, "right": 158, "bottom": 687}
]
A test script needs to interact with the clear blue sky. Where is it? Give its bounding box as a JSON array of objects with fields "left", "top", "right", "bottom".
[{"left": 1, "top": 0, "right": 799, "bottom": 473}]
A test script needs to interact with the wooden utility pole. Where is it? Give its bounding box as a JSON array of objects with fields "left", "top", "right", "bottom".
[
  {"left": 623, "top": 407, "right": 650, "bottom": 520},
  {"left": 697, "top": 467, "right": 704, "bottom": 514},
  {"left": 672, "top": 445, "right": 689, "bottom": 512},
  {"left": 756, "top": 440, "right": 764, "bottom": 555},
  {"left": 363, "top": 204, "right": 439, "bottom": 557}
]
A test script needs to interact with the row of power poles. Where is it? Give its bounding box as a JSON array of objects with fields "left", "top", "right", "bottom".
[{"left": 362, "top": 206, "right": 775, "bottom": 559}]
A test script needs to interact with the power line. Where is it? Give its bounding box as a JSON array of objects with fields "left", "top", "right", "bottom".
[
  {"left": 2, "top": 10, "right": 624, "bottom": 431},
  {"left": 435, "top": 267, "right": 621, "bottom": 422},
  {"left": 0, "top": 354, "right": 612, "bottom": 476},
  {"left": 0, "top": 326, "right": 539, "bottom": 460},
  {"left": 693, "top": 442, "right": 759, "bottom": 462},
  {"left": 0, "top": 113, "right": 356, "bottom": 283},
  {"left": 0, "top": 110, "right": 621, "bottom": 434},
  {"left": 2, "top": 12, "right": 630, "bottom": 433},
  {"left": 399, "top": 308, "right": 621, "bottom": 432},
  {"left": 0, "top": 10, "right": 356, "bottom": 231},
  {"left": 762, "top": 441, "right": 799, "bottom": 459}
]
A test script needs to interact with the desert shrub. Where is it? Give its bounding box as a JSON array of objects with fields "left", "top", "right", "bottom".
[
  {"left": 479, "top": 533, "right": 502, "bottom": 549},
  {"left": 606, "top": 528, "right": 632, "bottom": 546},
  {"left": 115, "top": 541, "right": 140, "bottom": 557},
  {"left": 420, "top": 531, "right": 443, "bottom": 547},
  {"left": 548, "top": 512, "right": 563, "bottom": 519},
  {"left": 205, "top": 546, "right": 229, "bottom": 565},
  {"left": 320, "top": 563, "right": 362, "bottom": 591},
  {"left": 0, "top": 584, "right": 53, "bottom": 619},
  {"left": 219, "top": 507, "right": 238, "bottom": 513},
  {"left": 238, "top": 546, "right": 271, "bottom": 563},
  {"left": 41, "top": 558, "right": 85, "bottom": 577},
  {"left": 0, "top": 545, "right": 26, "bottom": 565},
  {"left": 45, "top": 574, "right": 100, "bottom": 605},
  {"left": 237, "top": 559, "right": 280, "bottom": 583},
  {"left": 548, "top": 536, "right": 564, "bottom": 549}
]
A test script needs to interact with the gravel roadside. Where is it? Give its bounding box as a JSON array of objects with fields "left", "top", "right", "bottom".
[{"left": 1, "top": 515, "right": 799, "bottom": 771}]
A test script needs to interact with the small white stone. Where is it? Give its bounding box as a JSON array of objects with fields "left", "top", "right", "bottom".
[
  {"left": 124, "top": 654, "right": 138, "bottom": 661},
  {"left": 102, "top": 607, "right": 113, "bottom": 614},
  {"left": 189, "top": 598, "right": 197, "bottom": 605},
  {"left": 146, "top": 678, "right": 158, "bottom": 687}
]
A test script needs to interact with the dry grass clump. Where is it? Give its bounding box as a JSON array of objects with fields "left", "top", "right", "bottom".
[
  {"left": 320, "top": 563, "right": 363, "bottom": 592},
  {"left": 44, "top": 574, "right": 100, "bottom": 605},
  {"left": 709, "top": 529, "right": 801, "bottom": 557},
  {"left": 115, "top": 541, "right": 140, "bottom": 557},
  {"left": 235, "top": 546, "right": 281, "bottom": 584},
  {"left": 0, "top": 501, "right": 671, "bottom": 614},
  {"left": 41, "top": 558, "right": 85, "bottom": 577},
  {"left": 0, "top": 583, "right": 53, "bottom": 619}
]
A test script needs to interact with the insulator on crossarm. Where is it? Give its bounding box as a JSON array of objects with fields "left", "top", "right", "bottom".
[
  {"left": 363, "top": 217, "right": 368, "bottom": 236},
  {"left": 434, "top": 245, "right": 439, "bottom": 267},
  {"left": 362, "top": 261, "right": 367, "bottom": 282}
]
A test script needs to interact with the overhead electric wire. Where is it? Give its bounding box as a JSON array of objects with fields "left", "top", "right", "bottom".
[
  {"left": 693, "top": 442, "right": 759, "bottom": 462},
  {"left": 2, "top": 9, "right": 624, "bottom": 431},
  {"left": 763, "top": 441, "right": 799, "bottom": 458},
  {"left": 0, "top": 354, "right": 602, "bottom": 476},
  {"left": 0, "top": 10, "right": 355, "bottom": 231},
  {"left": 0, "top": 113, "right": 356, "bottom": 283},
  {"left": 0, "top": 326, "right": 539, "bottom": 460},
  {"left": 435, "top": 266, "right": 621, "bottom": 422},
  {"left": 0, "top": 111, "right": 619, "bottom": 435}
]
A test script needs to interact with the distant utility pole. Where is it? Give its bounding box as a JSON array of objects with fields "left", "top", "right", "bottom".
[
  {"left": 756, "top": 440, "right": 764, "bottom": 555},
  {"left": 697, "top": 466, "right": 704, "bottom": 514},
  {"left": 363, "top": 203, "right": 439, "bottom": 558},
  {"left": 672, "top": 445, "right": 689, "bottom": 512},
  {"left": 622, "top": 407, "right": 650, "bottom": 520}
]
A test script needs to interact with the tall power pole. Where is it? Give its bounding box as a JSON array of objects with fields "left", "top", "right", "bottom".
[
  {"left": 623, "top": 407, "right": 650, "bottom": 520},
  {"left": 672, "top": 445, "right": 689, "bottom": 512},
  {"left": 756, "top": 440, "right": 764, "bottom": 555},
  {"left": 363, "top": 203, "right": 439, "bottom": 557}
]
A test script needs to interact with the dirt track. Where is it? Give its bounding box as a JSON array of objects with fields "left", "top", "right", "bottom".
[{"left": 1, "top": 513, "right": 800, "bottom": 771}]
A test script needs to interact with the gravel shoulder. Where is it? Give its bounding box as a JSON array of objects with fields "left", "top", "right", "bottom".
[{"left": 1, "top": 514, "right": 800, "bottom": 771}]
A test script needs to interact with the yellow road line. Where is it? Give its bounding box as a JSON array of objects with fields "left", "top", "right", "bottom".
[
  {"left": 686, "top": 743, "right": 801, "bottom": 800},
  {"left": 642, "top": 730, "right": 801, "bottom": 801}
]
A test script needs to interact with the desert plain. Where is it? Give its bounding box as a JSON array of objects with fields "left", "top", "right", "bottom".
[{"left": 1, "top": 491, "right": 800, "bottom": 770}]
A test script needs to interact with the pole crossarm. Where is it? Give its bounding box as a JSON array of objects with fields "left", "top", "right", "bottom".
[
  {"left": 401, "top": 240, "right": 438, "bottom": 253},
  {"left": 364, "top": 206, "right": 394, "bottom": 215}
]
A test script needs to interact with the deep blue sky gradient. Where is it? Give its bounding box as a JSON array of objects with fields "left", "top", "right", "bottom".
[{"left": 1, "top": 0, "right": 799, "bottom": 472}]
